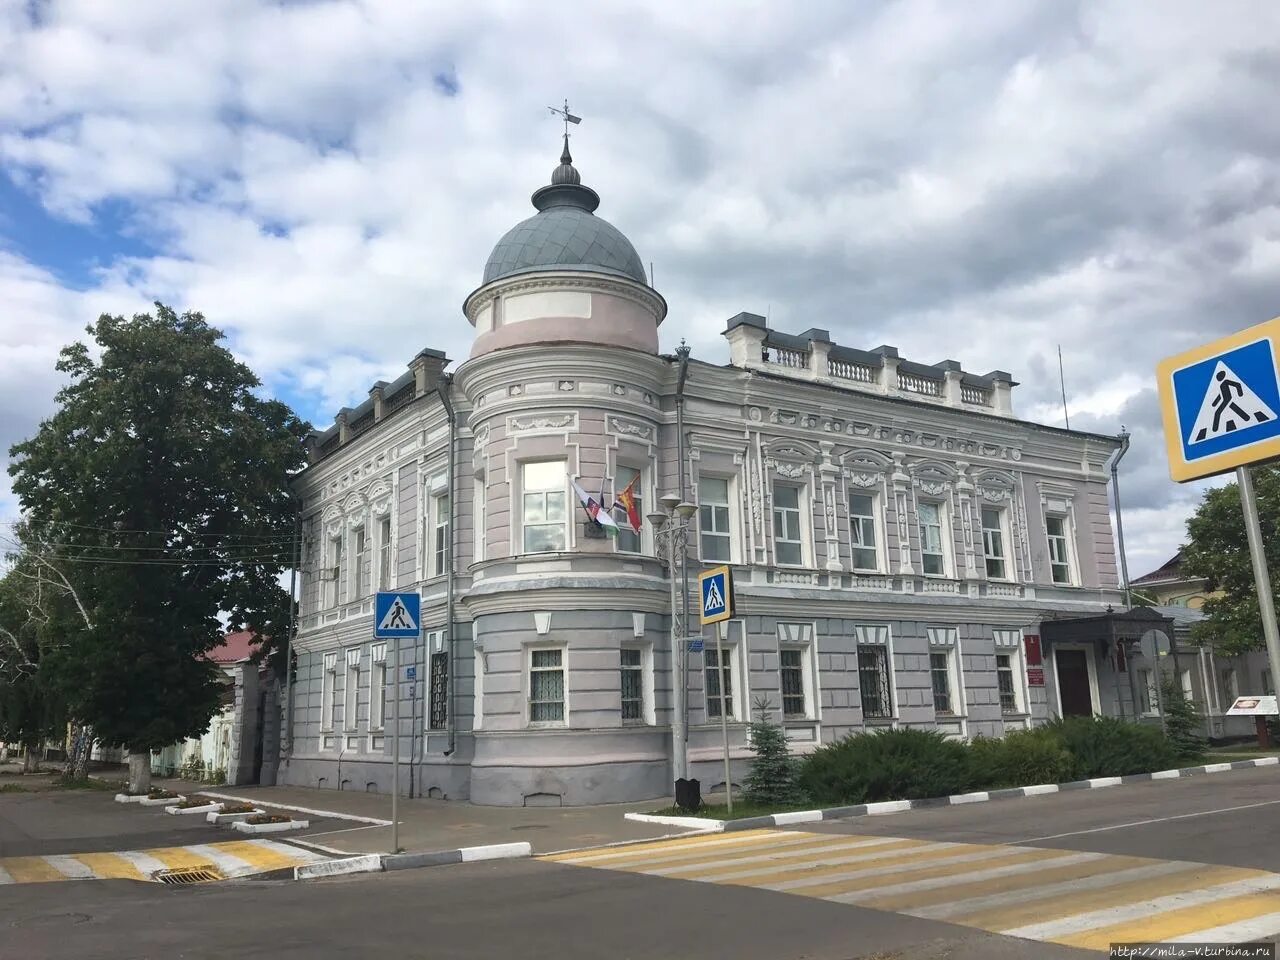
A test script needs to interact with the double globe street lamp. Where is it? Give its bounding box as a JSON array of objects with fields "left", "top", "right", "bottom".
[{"left": 647, "top": 493, "right": 697, "bottom": 786}]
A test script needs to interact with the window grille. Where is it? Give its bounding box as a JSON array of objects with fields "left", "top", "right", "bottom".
[{"left": 857, "top": 645, "right": 891, "bottom": 718}]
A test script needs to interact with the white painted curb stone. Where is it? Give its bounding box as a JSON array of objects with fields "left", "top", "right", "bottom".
[
  {"left": 294, "top": 854, "right": 384, "bottom": 880},
  {"left": 167, "top": 802, "right": 222, "bottom": 816},
  {"left": 207, "top": 809, "right": 264, "bottom": 825},
  {"left": 624, "top": 812, "right": 725, "bottom": 830},
  {"left": 137, "top": 795, "right": 185, "bottom": 807},
  {"left": 231, "top": 818, "right": 310, "bottom": 835},
  {"left": 199, "top": 791, "right": 390, "bottom": 826},
  {"left": 114, "top": 794, "right": 147, "bottom": 803},
  {"left": 459, "top": 842, "right": 533, "bottom": 862}
]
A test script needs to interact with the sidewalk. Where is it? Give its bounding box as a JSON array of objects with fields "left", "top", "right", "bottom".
[{"left": 153, "top": 782, "right": 696, "bottom": 856}]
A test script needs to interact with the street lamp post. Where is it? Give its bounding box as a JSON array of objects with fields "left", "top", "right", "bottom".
[{"left": 648, "top": 494, "right": 698, "bottom": 785}]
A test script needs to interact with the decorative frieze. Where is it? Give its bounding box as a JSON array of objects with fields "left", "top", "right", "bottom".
[
  {"left": 608, "top": 417, "right": 654, "bottom": 441},
  {"left": 509, "top": 413, "right": 577, "bottom": 433}
]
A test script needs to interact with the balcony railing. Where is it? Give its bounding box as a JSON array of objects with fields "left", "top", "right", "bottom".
[
  {"left": 829, "top": 358, "right": 876, "bottom": 383},
  {"left": 897, "top": 371, "right": 942, "bottom": 397},
  {"left": 961, "top": 384, "right": 991, "bottom": 406},
  {"left": 764, "top": 346, "right": 808, "bottom": 369}
]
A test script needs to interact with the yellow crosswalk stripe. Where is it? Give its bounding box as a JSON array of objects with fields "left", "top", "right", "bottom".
[
  {"left": 215, "top": 840, "right": 310, "bottom": 872},
  {"left": 2, "top": 856, "right": 70, "bottom": 883},
  {"left": 68, "top": 852, "right": 148, "bottom": 881},
  {"left": 147, "top": 846, "right": 221, "bottom": 871},
  {"left": 548, "top": 828, "right": 1280, "bottom": 949}
]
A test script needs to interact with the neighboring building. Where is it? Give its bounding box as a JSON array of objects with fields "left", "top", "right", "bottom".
[
  {"left": 280, "top": 136, "right": 1135, "bottom": 806},
  {"left": 1131, "top": 550, "right": 1215, "bottom": 608},
  {"left": 151, "top": 631, "right": 281, "bottom": 786}
]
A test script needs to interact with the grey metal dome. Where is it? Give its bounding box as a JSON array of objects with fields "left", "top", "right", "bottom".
[{"left": 481, "top": 138, "right": 648, "bottom": 286}]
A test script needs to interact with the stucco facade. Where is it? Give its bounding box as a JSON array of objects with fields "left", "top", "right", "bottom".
[{"left": 277, "top": 141, "right": 1127, "bottom": 806}]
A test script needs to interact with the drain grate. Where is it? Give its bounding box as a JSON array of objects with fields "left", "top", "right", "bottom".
[{"left": 152, "top": 865, "right": 223, "bottom": 885}]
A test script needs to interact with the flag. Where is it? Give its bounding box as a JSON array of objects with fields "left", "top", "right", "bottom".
[
  {"left": 572, "top": 479, "right": 619, "bottom": 535},
  {"left": 613, "top": 474, "right": 643, "bottom": 534}
]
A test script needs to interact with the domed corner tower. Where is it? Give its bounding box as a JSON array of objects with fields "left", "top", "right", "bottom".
[
  {"left": 456, "top": 136, "right": 676, "bottom": 808},
  {"left": 463, "top": 136, "right": 667, "bottom": 358}
]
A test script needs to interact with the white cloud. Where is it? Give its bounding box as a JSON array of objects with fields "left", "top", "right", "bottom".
[{"left": 1, "top": 0, "right": 1279, "bottom": 578}]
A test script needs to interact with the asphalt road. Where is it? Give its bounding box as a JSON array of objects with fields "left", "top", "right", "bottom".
[
  {"left": 0, "top": 789, "right": 339, "bottom": 858},
  {"left": 797, "top": 764, "right": 1280, "bottom": 871},
  {"left": 6, "top": 767, "right": 1280, "bottom": 960}
]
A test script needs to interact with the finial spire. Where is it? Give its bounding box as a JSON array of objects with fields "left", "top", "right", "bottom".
[{"left": 548, "top": 99, "right": 582, "bottom": 139}]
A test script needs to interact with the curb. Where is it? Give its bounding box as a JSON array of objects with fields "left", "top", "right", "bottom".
[
  {"left": 291, "top": 841, "right": 533, "bottom": 880},
  {"left": 641, "top": 756, "right": 1280, "bottom": 833},
  {"left": 196, "top": 791, "right": 391, "bottom": 826}
]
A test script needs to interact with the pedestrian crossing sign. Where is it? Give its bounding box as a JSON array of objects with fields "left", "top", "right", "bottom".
[
  {"left": 374, "top": 591, "right": 421, "bottom": 639},
  {"left": 1158, "top": 316, "right": 1280, "bottom": 482},
  {"left": 699, "top": 565, "right": 734, "bottom": 626}
]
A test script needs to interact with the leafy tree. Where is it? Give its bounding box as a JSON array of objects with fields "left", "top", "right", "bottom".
[
  {"left": 1182, "top": 466, "right": 1280, "bottom": 655},
  {"left": 1160, "top": 674, "right": 1207, "bottom": 763},
  {"left": 743, "top": 697, "right": 807, "bottom": 807},
  {"left": 0, "top": 566, "right": 68, "bottom": 771},
  {"left": 8, "top": 306, "right": 308, "bottom": 792}
]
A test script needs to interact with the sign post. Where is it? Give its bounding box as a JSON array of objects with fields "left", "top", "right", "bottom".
[
  {"left": 375, "top": 591, "right": 421, "bottom": 854},
  {"left": 698, "top": 566, "right": 734, "bottom": 813},
  {"left": 1157, "top": 317, "right": 1280, "bottom": 723}
]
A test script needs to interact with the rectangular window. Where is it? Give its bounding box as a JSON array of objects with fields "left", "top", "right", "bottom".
[
  {"left": 529, "top": 648, "right": 565, "bottom": 723},
  {"left": 329, "top": 535, "right": 344, "bottom": 607},
  {"left": 377, "top": 516, "right": 392, "bottom": 590},
  {"left": 981, "top": 507, "right": 1007, "bottom": 580},
  {"left": 428, "top": 651, "right": 448, "bottom": 730},
  {"left": 772, "top": 483, "right": 803, "bottom": 566},
  {"left": 353, "top": 527, "right": 367, "bottom": 598},
  {"left": 434, "top": 493, "right": 450, "bottom": 576},
  {"left": 698, "top": 476, "right": 732, "bottom": 562},
  {"left": 705, "top": 646, "right": 736, "bottom": 720},
  {"left": 615, "top": 465, "right": 644, "bottom": 554},
  {"left": 930, "top": 651, "right": 954, "bottom": 715},
  {"left": 343, "top": 654, "right": 359, "bottom": 731},
  {"left": 474, "top": 475, "right": 486, "bottom": 563},
  {"left": 849, "top": 493, "right": 879, "bottom": 571},
  {"left": 780, "top": 648, "right": 807, "bottom": 718},
  {"left": 522, "top": 462, "right": 567, "bottom": 553},
  {"left": 996, "top": 654, "right": 1017, "bottom": 714},
  {"left": 321, "top": 653, "right": 337, "bottom": 732},
  {"left": 857, "top": 645, "right": 892, "bottom": 719},
  {"left": 918, "top": 502, "right": 946, "bottom": 576},
  {"left": 620, "top": 647, "right": 644, "bottom": 722},
  {"left": 369, "top": 659, "right": 386, "bottom": 731},
  {"left": 1046, "top": 516, "right": 1073, "bottom": 584}
]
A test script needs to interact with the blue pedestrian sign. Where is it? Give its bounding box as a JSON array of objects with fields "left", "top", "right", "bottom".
[
  {"left": 1158, "top": 317, "right": 1280, "bottom": 482},
  {"left": 698, "top": 565, "right": 734, "bottom": 626},
  {"left": 374, "top": 591, "right": 421, "bottom": 639}
]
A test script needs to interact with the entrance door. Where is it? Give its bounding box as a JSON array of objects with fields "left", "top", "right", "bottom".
[{"left": 1055, "top": 649, "right": 1095, "bottom": 717}]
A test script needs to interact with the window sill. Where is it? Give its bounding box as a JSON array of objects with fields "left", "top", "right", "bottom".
[
  {"left": 1000, "top": 711, "right": 1029, "bottom": 719},
  {"left": 863, "top": 716, "right": 896, "bottom": 726}
]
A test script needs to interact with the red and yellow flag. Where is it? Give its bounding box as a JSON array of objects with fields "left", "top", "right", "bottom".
[{"left": 614, "top": 475, "right": 642, "bottom": 533}]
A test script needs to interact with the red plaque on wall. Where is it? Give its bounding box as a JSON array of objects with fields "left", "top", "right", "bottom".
[
  {"left": 1026, "top": 667, "right": 1046, "bottom": 687},
  {"left": 1024, "top": 634, "right": 1043, "bottom": 666}
]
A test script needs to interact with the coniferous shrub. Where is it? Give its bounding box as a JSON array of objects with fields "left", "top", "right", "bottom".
[
  {"left": 798, "top": 728, "right": 973, "bottom": 805},
  {"left": 743, "top": 698, "right": 808, "bottom": 807},
  {"left": 969, "top": 729, "right": 1078, "bottom": 788},
  {"left": 1040, "top": 715, "right": 1179, "bottom": 778},
  {"left": 1160, "top": 675, "right": 1208, "bottom": 763}
]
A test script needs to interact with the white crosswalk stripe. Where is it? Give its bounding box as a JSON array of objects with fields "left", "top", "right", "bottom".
[{"left": 43, "top": 856, "right": 96, "bottom": 879}]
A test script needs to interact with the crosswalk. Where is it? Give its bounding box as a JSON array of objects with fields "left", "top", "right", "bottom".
[
  {"left": 0, "top": 839, "right": 324, "bottom": 884},
  {"left": 545, "top": 829, "right": 1280, "bottom": 951}
]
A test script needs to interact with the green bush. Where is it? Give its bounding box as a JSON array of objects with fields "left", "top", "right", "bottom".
[
  {"left": 969, "top": 729, "right": 1078, "bottom": 788},
  {"left": 1160, "top": 676, "right": 1208, "bottom": 763},
  {"left": 743, "top": 699, "right": 808, "bottom": 807},
  {"left": 1040, "top": 716, "right": 1179, "bottom": 778},
  {"left": 798, "top": 728, "right": 973, "bottom": 806}
]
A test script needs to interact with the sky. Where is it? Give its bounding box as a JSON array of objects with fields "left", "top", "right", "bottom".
[{"left": 1, "top": 0, "right": 1279, "bottom": 577}]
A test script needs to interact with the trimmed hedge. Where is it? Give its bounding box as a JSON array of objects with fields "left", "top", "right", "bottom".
[{"left": 797, "top": 717, "right": 1186, "bottom": 806}]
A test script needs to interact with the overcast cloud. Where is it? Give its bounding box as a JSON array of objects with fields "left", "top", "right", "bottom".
[{"left": 2, "top": 0, "right": 1278, "bottom": 575}]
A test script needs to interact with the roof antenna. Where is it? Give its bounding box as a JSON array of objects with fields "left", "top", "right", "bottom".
[
  {"left": 1058, "top": 344, "right": 1071, "bottom": 429},
  {"left": 649, "top": 261, "right": 655, "bottom": 287}
]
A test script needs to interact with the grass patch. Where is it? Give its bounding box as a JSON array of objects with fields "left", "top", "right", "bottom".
[
  {"left": 0, "top": 782, "right": 33, "bottom": 793},
  {"left": 647, "top": 801, "right": 812, "bottom": 821},
  {"left": 52, "top": 776, "right": 119, "bottom": 791}
]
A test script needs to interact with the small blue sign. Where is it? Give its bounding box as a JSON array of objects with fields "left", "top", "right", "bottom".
[
  {"left": 1171, "top": 337, "right": 1280, "bottom": 464},
  {"left": 374, "top": 591, "right": 421, "bottom": 639},
  {"left": 698, "top": 565, "right": 733, "bottom": 626},
  {"left": 405, "top": 665, "right": 417, "bottom": 681},
  {"left": 687, "top": 637, "right": 704, "bottom": 653}
]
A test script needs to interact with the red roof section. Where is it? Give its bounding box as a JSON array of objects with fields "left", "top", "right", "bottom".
[
  {"left": 1132, "top": 549, "right": 1187, "bottom": 585},
  {"left": 208, "top": 630, "right": 262, "bottom": 664}
]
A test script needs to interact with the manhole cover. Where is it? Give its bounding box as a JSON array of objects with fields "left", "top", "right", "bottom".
[{"left": 152, "top": 865, "right": 222, "bottom": 885}]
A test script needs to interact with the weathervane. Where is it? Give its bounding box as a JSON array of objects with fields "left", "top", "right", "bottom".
[{"left": 547, "top": 99, "right": 582, "bottom": 139}]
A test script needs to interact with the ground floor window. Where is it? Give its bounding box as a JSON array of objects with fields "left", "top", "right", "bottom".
[
  {"left": 930, "top": 651, "right": 954, "bottom": 715},
  {"left": 529, "top": 648, "right": 566, "bottom": 724},
  {"left": 428, "top": 651, "right": 448, "bottom": 730},
  {"left": 705, "top": 647, "right": 735, "bottom": 720},
  {"left": 857, "top": 644, "right": 891, "bottom": 719},
  {"left": 621, "top": 647, "right": 645, "bottom": 722}
]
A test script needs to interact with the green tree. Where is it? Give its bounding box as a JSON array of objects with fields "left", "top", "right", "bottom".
[
  {"left": 0, "top": 565, "right": 68, "bottom": 771},
  {"left": 1182, "top": 466, "right": 1280, "bottom": 655},
  {"left": 1159, "top": 673, "right": 1207, "bottom": 763},
  {"left": 743, "top": 697, "right": 807, "bottom": 807},
  {"left": 8, "top": 306, "right": 308, "bottom": 792}
]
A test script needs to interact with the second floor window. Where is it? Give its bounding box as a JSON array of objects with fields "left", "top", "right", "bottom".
[
  {"left": 615, "top": 465, "right": 644, "bottom": 554},
  {"left": 772, "top": 483, "right": 803, "bottom": 566},
  {"left": 849, "top": 493, "right": 878, "bottom": 571},
  {"left": 699, "top": 476, "right": 732, "bottom": 562},
  {"left": 522, "top": 462, "right": 567, "bottom": 553},
  {"left": 981, "top": 507, "right": 1007, "bottom": 580},
  {"left": 1046, "top": 515, "right": 1073, "bottom": 584},
  {"left": 918, "top": 502, "right": 946, "bottom": 576},
  {"left": 353, "top": 527, "right": 367, "bottom": 597},
  {"left": 378, "top": 516, "right": 392, "bottom": 590},
  {"left": 434, "top": 493, "right": 450, "bottom": 576},
  {"left": 329, "top": 535, "right": 344, "bottom": 607}
]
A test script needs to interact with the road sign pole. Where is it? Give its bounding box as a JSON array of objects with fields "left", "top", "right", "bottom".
[
  {"left": 391, "top": 637, "right": 399, "bottom": 853},
  {"left": 716, "top": 620, "right": 732, "bottom": 815},
  {"left": 1238, "top": 465, "right": 1280, "bottom": 703}
]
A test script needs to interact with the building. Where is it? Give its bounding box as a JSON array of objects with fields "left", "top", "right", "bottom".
[
  {"left": 1131, "top": 550, "right": 1214, "bottom": 609},
  {"left": 279, "top": 136, "right": 1135, "bottom": 806}
]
